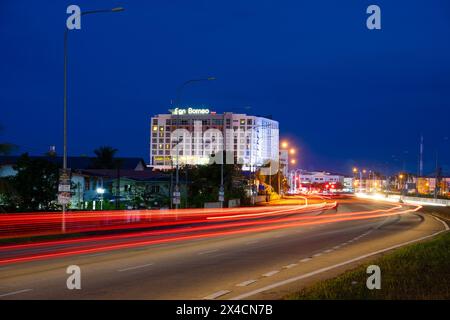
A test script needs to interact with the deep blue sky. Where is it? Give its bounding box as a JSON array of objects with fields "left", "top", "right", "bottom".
[{"left": 1, "top": 0, "right": 449, "bottom": 175}]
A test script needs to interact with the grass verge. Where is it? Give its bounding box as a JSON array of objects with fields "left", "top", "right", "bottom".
[{"left": 286, "top": 211, "right": 450, "bottom": 300}]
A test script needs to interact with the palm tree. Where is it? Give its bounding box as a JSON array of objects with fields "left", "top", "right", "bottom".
[{"left": 92, "top": 146, "right": 118, "bottom": 169}]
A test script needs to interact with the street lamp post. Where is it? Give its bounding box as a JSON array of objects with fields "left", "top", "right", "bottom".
[
  {"left": 62, "top": 7, "right": 124, "bottom": 232},
  {"left": 173, "top": 77, "right": 215, "bottom": 209}
]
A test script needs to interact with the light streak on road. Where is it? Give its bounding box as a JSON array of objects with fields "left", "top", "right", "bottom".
[{"left": 0, "top": 202, "right": 421, "bottom": 266}]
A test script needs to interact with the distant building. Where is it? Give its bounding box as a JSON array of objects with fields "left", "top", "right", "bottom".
[{"left": 289, "top": 170, "right": 348, "bottom": 193}]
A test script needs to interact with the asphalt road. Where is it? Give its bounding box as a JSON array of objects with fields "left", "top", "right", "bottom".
[{"left": 0, "top": 197, "right": 446, "bottom": 300}]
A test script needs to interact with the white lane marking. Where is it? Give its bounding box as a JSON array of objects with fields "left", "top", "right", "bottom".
[
  {"left": 262, "top": 270, "right": 279, "bottom": 277},
  {"left": 0, "top": 289, "right": 32, "bottom": 298},
  {"left": 245, "top": 240, "right": 259, "bottom": 245},
  {"left": 117, "top": 263, "right": 154, "bottom": 272},
  {"left": 313, "top": 253, "right": 322, "bottom": 257},
  {"left": 434, "top": 216, "right": 450, "bottom": 230},
  {"left": 236, "top": 280, "right": 257, "bottom": 287},
  {"left": 198, "top": 249, "right": 219, "bottom": 255},
  {"left": 300, "top": 258, "right": 312, "bottom": 262},
  {"left": 333, "top": 246, "right": 341, "bottom": 249},
  {"left": 230, "top": 222, "right": 449, "bottom": 300},
  {"left": 203, "top": 290, "right": 231, "bottom": 300},
  {"left": 324, "top": 249, "right": 333, "bottom": 253},
  {"left": 85, "top": 252, "right": 107, "bottom": 258},
  {"left": 283, "top": 263, "right": 298, "bottom": 269}
]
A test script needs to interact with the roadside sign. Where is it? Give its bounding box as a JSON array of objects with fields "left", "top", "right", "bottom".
[
  {"left": 58, "top": 184, "right": 71, "bottom": 192},
  {"left": 218, "top": 195, "right": 224, "bottom": 202},
  {"left": 58, "top": 193, "right": 71, "bottom": 205},
  {"left": 58, "top": 168, "right": 72, "bottom": 205}
]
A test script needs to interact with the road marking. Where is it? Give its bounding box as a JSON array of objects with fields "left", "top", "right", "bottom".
[
  {"left": 333, "top": 246, "right": 341, "bottom": 249},
  {"left": 324, "top": 249, "right": 333, "bottom": 253},
  {"left": 236, "top": 280, "right": 257, "bottom": 287},
  {"left": 198, "top": 249, "right": 219, "bottom": 255},
  {"left": 313, "top": 253, "right": 322, "bottom": 257},
  {"left": 117, "top": 263, "right": 154, "bottom": 272},
  {"left": 229, "top": 223, "right": 449, "bottom": 300},
  {"left": 262, "top": 270, "right": 279, "bottom": 277},
  {"left": 85, "top": 252, "right": 107, "bottom": 258},
  {"left": 245, "top": 240, "right": 259, "bottom": 245},
  {"left": 434, "top": 216, "right": 450, "bottom": 230},
  {"left": 283, "top": 263, "right": 298, "bottom": 269},
  {"left": 300, "top": 258, "right": 311, "bottom": 262},
  {"left": 203, "top": 290, "right": 231, "bottom": 300},
  {"left": 0, "top": 289, "right": 32, "bottom": 298}
]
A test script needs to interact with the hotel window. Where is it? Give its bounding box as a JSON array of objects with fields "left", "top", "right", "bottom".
[
  {"left": 247, "top": 119, "right": 253, "bottom": 125},
  {"left": 240, "top": 119, "right": 245, "bottom": 125},
  {"left": 166, "top": 119, "right": 171, "bottom": 125},
  {"left": 159, "top": 126, "right": 164, "bottom": 131},
  {"left": 152, "top": 126, "right": 158, "bottom": 131},
  {"left": 152, "top": 119, "right": 157, "bottom": 125}
]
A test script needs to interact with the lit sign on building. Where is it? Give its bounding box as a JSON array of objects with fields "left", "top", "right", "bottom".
[{"left": 171, "top": 107, "right": 210, "bottom": 115}]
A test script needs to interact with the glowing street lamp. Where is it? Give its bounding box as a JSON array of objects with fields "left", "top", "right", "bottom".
[
  {"left": 281, "top": 141, "right": 288, "bottom": 149},
  {"left": 96, "top": 187, "right": 105, "bottom": 210}
]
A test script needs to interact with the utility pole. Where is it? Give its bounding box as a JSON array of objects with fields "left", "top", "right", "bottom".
[
  {"left": 62, "top": 7, "right": 124, "bottom": 232},
  {"left": 419, "top": 134, "right": 424, "bottom": 177}
]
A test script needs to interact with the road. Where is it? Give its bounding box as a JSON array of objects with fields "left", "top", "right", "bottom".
[{"left": 0, "top": 196, "right": 447, "bottom": 300}]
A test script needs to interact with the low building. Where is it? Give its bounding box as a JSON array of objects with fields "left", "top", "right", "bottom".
[{"left": 0, "top": 156, "right": 174, "bottom": 209}]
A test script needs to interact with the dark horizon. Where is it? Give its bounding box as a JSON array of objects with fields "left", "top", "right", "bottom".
[{"left": 1, "top": 0, "right": 450, "bottom": 175}]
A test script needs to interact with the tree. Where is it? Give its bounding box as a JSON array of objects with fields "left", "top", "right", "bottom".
[
  {"left": 187, "top": 156, "right": 248, "bottom": 208},
  {"left": 92, "top": 146, "right": 118, "bottom": 169},
  {"left": 1, "top": 154, "right": 59, "bottom": 212}
]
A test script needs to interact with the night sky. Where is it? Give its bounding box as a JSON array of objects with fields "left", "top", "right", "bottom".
[{"left": 1, "top": 0, "right": 449, "bottom": 175}]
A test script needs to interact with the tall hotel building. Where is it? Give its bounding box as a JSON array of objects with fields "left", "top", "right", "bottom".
[{"left": 150, "top": 108, "right": 279, "bottom": 171}]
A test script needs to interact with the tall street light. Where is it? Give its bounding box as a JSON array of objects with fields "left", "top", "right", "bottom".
[
  {"left": 62, "top": 7, "right": 124, "bottom": 231},
  {"left": 173, "top": 77, "right": 216, "bottom": 209}
]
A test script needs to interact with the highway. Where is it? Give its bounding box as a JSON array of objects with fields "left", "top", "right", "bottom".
[{"left": 0, "top": 196, "right": 447, "bottom": 300}]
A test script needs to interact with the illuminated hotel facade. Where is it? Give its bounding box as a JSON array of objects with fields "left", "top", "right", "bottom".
[{"left": 150, "top": 108, "right": 279, "bottom": 171}]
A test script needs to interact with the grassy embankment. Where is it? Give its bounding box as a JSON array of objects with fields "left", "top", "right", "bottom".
[{"left": 287, "top": 206, "right": 450, "bottom": 300}]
